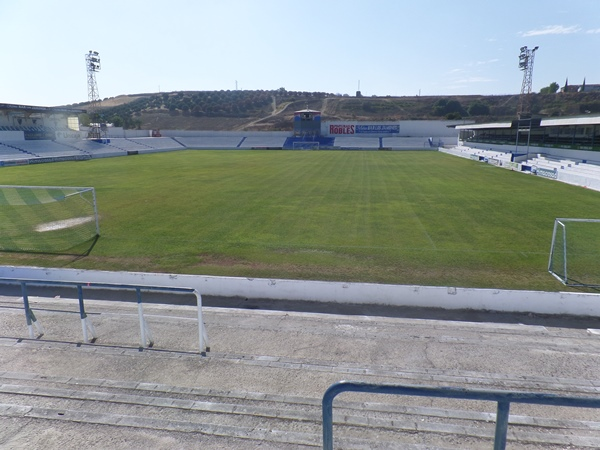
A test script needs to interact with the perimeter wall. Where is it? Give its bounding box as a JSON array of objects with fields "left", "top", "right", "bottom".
[{"left": 2, "top": 265, "right": 599, "bottom": 317}]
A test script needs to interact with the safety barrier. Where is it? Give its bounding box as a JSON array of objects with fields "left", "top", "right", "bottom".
[
  {"left": 2, "top": 278, "right": 210, "bottom": 354},
  {"left": 322, "top": 380, "right": 600, "bottom": 450}
]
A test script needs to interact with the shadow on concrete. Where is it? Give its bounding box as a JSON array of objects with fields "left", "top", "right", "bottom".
[{"left": 1, "top": 283, "right": 599, "bottom": 331}]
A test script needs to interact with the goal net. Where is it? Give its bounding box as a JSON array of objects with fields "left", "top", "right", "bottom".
[
  {"left": 0, "top": 185, "right": 100, "bottom": 254},
  {"left": 548, "top": 218, "right": 600, "bottom": 287},
  {"left": 293, "top": 141, "right": 319, "bottom": 150}
]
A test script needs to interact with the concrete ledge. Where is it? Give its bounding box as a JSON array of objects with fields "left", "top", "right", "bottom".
[{"left": 1, "top": 265, "right": 599, "bottom": 317}]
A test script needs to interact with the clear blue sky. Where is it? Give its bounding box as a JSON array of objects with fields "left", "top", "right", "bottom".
[{"left": 1, "top": 0, "right": 599, "bottom": 107}]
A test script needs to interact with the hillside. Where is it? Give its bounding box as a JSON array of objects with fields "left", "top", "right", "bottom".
[{"left": 71, "top": 89, "right": 600, "bottom": 131}]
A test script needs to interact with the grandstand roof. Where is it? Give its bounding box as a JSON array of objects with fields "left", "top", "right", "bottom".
[
  {"left": 454, "top": 121, "right": 512, "bottom": 130},
  {"left": 294, "top": 109, "right": 320, "bottom": 114},
  {"left": 455, "top": 114, "right": 600, "bottom": 130},
  {"left": 0, "top": 103, "right": 84, "bottom": 114}
]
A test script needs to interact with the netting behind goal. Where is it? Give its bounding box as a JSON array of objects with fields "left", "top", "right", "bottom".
[
  {"left": 548, "top": 218, "right": 600, "bottom": 287},
  {"left": 0, "top": 185, "right": 100, "bottom": 253}
]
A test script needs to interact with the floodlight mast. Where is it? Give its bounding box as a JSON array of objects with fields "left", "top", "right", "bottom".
[
  {"left": 85, "top": 50, "right": 102, "bottom": 139},
  {"left": 516, "top": 46, "right": 539, "bottom": 119},
  {"left": 86, "top": 50, "right": 101, "bottom": 111}
]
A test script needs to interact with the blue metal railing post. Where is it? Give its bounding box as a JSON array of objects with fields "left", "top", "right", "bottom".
[
  {"left": 135, "top": 287, "right": 153, "bottom": 348},
  {"left": 493, "top": 401, "right": 510, "bottom": 450},
  {"left": 21, "top": 282, "right": 34, "bottom": 339},
  {"left": 21, "top": 281, "right": 43, "bottom": 338},
  {"left": 77, "top": 284, "right": 96, "bottom": 343},
  {"left": 322, "top": 381, "right": 600, "bottom": 450},
  {"left": 194, "top": 289, "right": 210, "bottom": 354},
  {"left": 322, "top": 383, "right": 337, "bottom": 450},
  {"left": 4, "top": 277, "right": 205, "bottom": 352},
  {"left": 77, "top": 284, "right": 88, "bottom": 342}
]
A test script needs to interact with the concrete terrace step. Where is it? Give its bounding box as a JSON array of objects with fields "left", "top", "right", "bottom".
[
  {"left": 2, "top": 370, "right": 600, "bottom": 449},
  {"left": 2, "top": 296, "right": 600, "bottom": 448}
]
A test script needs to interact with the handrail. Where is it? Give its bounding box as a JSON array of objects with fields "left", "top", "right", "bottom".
[
  {"left": 322, "top": 380, "right": 600, "bottom": 450},
  {"left": 0, "top": 277, "right": 209, "bottom": 354}
]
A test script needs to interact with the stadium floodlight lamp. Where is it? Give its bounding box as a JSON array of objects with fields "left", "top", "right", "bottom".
[
  {"left": 87, "top": 50, "right": 101, "bottom": 72},
  {"left": 518, "top": 47, "right": 528, "bottom": 70}
]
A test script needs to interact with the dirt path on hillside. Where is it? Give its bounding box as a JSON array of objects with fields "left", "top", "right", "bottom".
[{"left": 234, "top": 96, "right": 301, "bottom": 131}]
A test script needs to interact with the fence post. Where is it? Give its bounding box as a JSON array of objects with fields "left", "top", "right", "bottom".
[
  {"left": 493, "top": 401, "right": 510, "bottom": 450},
  {"left": 322, "top": 382, "right": 340, "bottom": 450},
  {"left": 77, "top": 284, "right": 96, "bottom": 343},
  {"left": 21, "top": 282, "right": 44, "bottom": 339},
  {"left": 194, "top": 289, "right": 210, "bottom": 354},
  {"left": 136, "top": 287, "right": 153, "bottom": 348}
]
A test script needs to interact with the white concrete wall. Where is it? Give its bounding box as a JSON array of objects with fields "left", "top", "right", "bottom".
[
  {"left": 557, "top": 171, "right": 600, "bottom": 191},
  {"left": 159, "top": 130, "right": 291, "bottom": 138},
  {"left": 124, "top": 130, "right": 152, "bottom": 138},
  {"left": 55, "top": 130, "right": 86, "bottom": 140},
  {"left": 105, "top": 127, "right": 125, "bottom": 138},
  {"left": 1, "top": 265, "right": 599, "bottom": 317}
]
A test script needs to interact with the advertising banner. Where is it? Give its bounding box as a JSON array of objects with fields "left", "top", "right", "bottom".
[
  {"left": 356, "top": 124, "right": 399, "bottom": 134},
  {"left": 328, "top": 123, "right": 400, "bottom": 136}
]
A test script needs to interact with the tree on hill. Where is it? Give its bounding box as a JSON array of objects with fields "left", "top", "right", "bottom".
[
  {"left": 432, "top": 98, "right": 466, "bottom": 119},
  {"left": 540, "top": 82, "right": 559, "bottom": 94},
  {"left": 467, "top": 101, "right": 490, "bottom": 116}
]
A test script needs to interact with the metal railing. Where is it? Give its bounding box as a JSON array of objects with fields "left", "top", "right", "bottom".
[
  {"left": 1, "top": 277, "right": 210, "bottom": 354},
  {"left": 322, "top": 380, "right": 600, "bottom": 450}
]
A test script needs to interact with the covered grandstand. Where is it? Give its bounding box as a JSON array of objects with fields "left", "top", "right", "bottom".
[
  {"left": 442, "top": 114, "right": 600, "bottom": 191},
  {"left": 455, "top": 114, "right": 600, "bottom": 162}
]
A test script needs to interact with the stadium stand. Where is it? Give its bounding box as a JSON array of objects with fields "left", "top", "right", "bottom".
[
  {"left": 282, "top": 136, "right": 335, "bottom": 150},
  {"left": 383, "top": 137, "right": 442, "bottom": 149},
  {"left": 441, "top": 145, "right": 514, "bottom": 163},
  {"left": 238, "top": 136, "right": 287, "bottom": 149},
  {"left": 526, "top": 155, "right": 600, "bottom": 178},
  {"left": 0, "top": 142, "right": 33, "bottom": 160},
  {"left": 127, "top": 137, "right": 185, "bottom": 151},
  {"left": 0, "top": 140, "right": 84, "bottom": 159},
  {"left": 103, "top": 139, "right": 153, "bottom": 153},
  {"left": 443, "top": 146, "right": 600, "bottom": 191},
  {"left": 332, "top": 136, "right": 380, "bottom": 149},
  {"left": 173, "top": 136, "right": 245, "bottom": 149},
  {"left": 3, "top": 290, "right": 600, "bottom": 448},
  {"left": 61, "top": 139, "right": 126, "bottom": 158}
]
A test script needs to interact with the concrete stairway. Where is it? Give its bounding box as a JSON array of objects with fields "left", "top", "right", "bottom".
[{"left": 2, "top": 295, "right": 600, "bottom": 449}]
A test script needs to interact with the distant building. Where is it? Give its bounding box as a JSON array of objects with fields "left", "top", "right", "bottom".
[{"left": 560, "top": 78, "right": 600, "bottom": 93}]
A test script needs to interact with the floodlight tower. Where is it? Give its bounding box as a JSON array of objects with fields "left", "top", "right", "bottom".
[
  {"left": 86, "top": 50, "right": 101, "bottom": 109},
  {"left": 516, "top": 45, "right": 539, "bottom": 119},
  {"left": 85, "top": 50, "right": 102, "bottom": 139}
]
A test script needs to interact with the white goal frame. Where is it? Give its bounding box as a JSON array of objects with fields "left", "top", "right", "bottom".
[
  {"left": 548, "top": 217, "right": 600, "bottom": 287},
  {"left": 0, "top": 185, "right": 100, "bottom": 253}
]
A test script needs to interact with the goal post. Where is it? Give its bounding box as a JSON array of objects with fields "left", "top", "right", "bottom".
[
  {"left": 548, "top": 218, "right": 600, "bottom": 287},
  {"left": 0, "top": 185, "right": 100, "bottom": 254}
]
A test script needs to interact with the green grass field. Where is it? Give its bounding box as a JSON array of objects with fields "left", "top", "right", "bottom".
[{"left": 1, "top": 149, "right": 600, "bottom": 291}]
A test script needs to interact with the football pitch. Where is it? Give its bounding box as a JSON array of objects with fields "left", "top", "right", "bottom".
[{"left": 2, "top": 149, "right": 600, "bottom": 292}]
